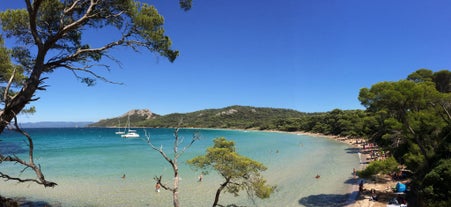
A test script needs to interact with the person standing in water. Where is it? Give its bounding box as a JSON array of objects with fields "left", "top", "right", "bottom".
[{"left": 155, "top": 182, "right": 161, "bottom": 192}]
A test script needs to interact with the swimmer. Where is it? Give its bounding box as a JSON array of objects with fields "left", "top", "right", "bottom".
[
  {"left": 315, "top": 174, "right": 320, "bottom": 179},
  {"left": 121, "top": 174, "right": 126, "bottom": 179}
]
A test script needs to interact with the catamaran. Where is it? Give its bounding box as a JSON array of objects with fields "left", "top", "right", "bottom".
[
  {"left": 121, "top": 116, "right": 140, "bottom": 138},
  {"left": 121, "top": 129, "right": 140, "bottom": 138}
]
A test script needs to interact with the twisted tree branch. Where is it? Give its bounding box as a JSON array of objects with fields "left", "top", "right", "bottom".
[{"left": 0, "top": 116, "right": 57, "bottom": 187}]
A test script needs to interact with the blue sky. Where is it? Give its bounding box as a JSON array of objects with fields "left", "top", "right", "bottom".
[{"left": 1, "top": 0, "right": 451, "bottom": 122}]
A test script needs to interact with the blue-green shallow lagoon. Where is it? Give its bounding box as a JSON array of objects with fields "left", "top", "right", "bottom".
[{"left": 0, "top": 128, "right": 360, "bottom": 206}]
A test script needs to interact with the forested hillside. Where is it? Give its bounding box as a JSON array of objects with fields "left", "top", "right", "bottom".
[
  {"left": 90, "top": 106, "right": 307, "bottom": 129},
  {"left": 89, "top": 109, "right": 158, "bottom": 127}
]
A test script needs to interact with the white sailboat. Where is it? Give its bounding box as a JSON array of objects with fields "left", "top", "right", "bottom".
[
  {"left": 115, "top": 120, "right": 125, "bottom": 135},
  {"left": 121, "top": 116, "right": 140, "bottom": 138},
  {"left": 122, "top": 129, "right": 140, "bottom": 138}
]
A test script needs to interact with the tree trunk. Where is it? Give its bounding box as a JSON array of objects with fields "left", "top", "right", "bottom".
[
  {"left": 172, "top": 158, "right": 180, "bottom": 207},
  {"left": 0, "top": 65, "right": 43, "bottom": 133},
  {"left": 212, "top": 178, "right": 230, "bottom": 207},
  {"left": 172, "top": 177, "right": 180, "bottom": 207}
]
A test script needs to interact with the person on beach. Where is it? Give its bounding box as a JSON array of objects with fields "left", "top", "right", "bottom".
[
  {"left": 198, "top": 173, "right": 203, "bottom": 182},
  {"left": 370, "top": 188, "right": 378, "bottom": 201},
  {"left": 155, "top": 182, "right": 161, "bottom": 192},
  {"left": 353, "top": 168, "right": 356, "bottom": 178},
  {"left": 359, "top": 180, "right": 364, "bottom": 192},
  {"left": 315, "top": 174, "right": 320, "bottom": 179},
  {"left": 121, "top": 174, "right": 126, "bottom": 179}
]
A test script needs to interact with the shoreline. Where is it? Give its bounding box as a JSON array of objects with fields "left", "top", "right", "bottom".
[
  {"left": 279, "top": 130, "right": 399, "bottom": 207},
  {"left": 278, "top": 131, "right": 368, "bottom": 207},
  {"left": 194, "top": 128, "right": 390, "bottom": 206},
  {"left": 1, "top": 128, "right": 387, "bottom": 207}
]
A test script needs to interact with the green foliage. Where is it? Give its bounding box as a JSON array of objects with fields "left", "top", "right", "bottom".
[
  {"left": 187, "top": 137, "right": 276, "bottom": 205},
  {"left": 179, "top": 0, "right": 193, "bottom": 11},
  {"left": 433, "top": 70, "right": 451, "bottom": 93},
  {"left": 0, "top": 9, "right": 30, "bottom": 41},
  {"left": 407, "top": 68, "right": 434, "bottom": 83},
  {"left": 0, "top": 0, "right": 182, "bottom": 86},
  {"left": 422, "top": 159, "right": 451, "bottom": 207},
  {"left": 0, "top": 35, "right": 24, "bottom": 84},
  {"left": 358, "top": 69, "right": 451, "bottom": 206},
  {"left": 357, "top": 157, "right": 399, "bottom": 179},
  {"left": 131, "top": 2, "right": 178, "bottom": 62}
]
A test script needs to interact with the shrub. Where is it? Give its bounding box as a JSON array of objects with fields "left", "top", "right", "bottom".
[{"left": 357, "top": 156, "right": 399, "bottom": 179}]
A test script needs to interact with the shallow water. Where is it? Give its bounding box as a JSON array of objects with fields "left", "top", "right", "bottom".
[{"left": 0, "top": 128, "right": 360, "bottom": 206}]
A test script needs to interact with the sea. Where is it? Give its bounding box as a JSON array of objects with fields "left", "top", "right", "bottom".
[{"left": 0, "top": 128, "right": 361, "bottom": 207}]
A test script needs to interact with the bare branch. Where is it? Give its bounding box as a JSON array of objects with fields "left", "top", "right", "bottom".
[
  {"left": 143, "top": 129, "right": 173, "bottom": 165},
  {"left": 3, "top": 68, "right": 16, "bottom": 109},
  {"left": 154, "top": 175, "right": 174, "bottom": 192},
  {"left": 63, "top": 64, "right": 123, "bottom": 85},
  {"left": 63, "top": 0, "right": 82, "bottom": 14},
  {"left": 0, "top": 172, "right": 45, "bottom": 185},
  {"left": 48, "top": 0, "right": 99, "bottom": 47},
  {"left": 144, "top": 127, "right": 198, "bottom": 207},
  {"left": 0, "top": 116, "right": 57, "bottom": 187},
  {"left": 440, "top": 102, "right": 451, "bottom": 121},
  {"left": 25, "top": 0, "right": 44, "bottom": 47},
  {"left": 175, "top": 131, "right": 200, "bottom": 159},
  {"left": 45, "top": 32, "right": 132, "bottom": 71}
]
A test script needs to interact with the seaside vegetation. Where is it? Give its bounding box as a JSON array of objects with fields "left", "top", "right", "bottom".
[
  {"left": 187, "top": 137, "right": 276, "bottom": 207},
  {"left": 90, "top": 105, "right": 307, "bottom": 129},
  {"left": 356, "top": 157, "right": 399, "bottom": 179},
  {"left": 280, "top": 69, "right": 450, "bottom": 207}
]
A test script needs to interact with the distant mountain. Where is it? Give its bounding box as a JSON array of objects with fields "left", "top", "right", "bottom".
[
  {"left": 90, "top": 105, "right": 306, "bottom": 130},
  {"left": 19, "top": 121, "right": 93, "bottom": 128},
  {"left": 89, "top": 109, "right": 159, "bottom": 127}
]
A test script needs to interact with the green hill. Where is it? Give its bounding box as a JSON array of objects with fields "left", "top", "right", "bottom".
[
  {"left": 90, "top": 105, "right": 306, "bottom": 130},
  {"left": 89, "top": 109, "right": 159, "bottom": 127}
]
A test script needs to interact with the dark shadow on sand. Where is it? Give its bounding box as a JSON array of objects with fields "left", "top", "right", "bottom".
[
  {"left": 299, "top": 192, "right": 356, "bottom": 207},
  {"left": 14, "top": 197, "right": 62, "bottom": 207},
  {"left": 344, "top": 177, "right": 360, "bottom": 185},
  {"left": 344, "top": 147, "right": 360, "bottom": 154}
]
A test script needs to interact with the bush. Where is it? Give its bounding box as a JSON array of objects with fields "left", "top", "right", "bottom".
[
  {"left": 357, "top": 156, "right": 399, "bottom": 179},
  {"left": 422, "top": 159, "right": 451, "bottom": 207}
]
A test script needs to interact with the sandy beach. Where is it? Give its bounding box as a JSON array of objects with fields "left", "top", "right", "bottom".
[
  {"left": 1, "top": 128, "right": 361, "bottom": 207},
  {"left": 1, "top": 129, "right": 402, "bottom": 207},
  {"left": 287, "top": 131, "right": 406, "bottom": 207}
]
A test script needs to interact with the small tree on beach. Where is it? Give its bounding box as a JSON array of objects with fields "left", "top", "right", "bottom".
[
  {"left": 0, "top": 0, "right": 191, "bottom": 187},
  {"left": 144, "top": 128, "right": 199, "bottom": 207},
  {"left": 187, "top": 137, "right": 276, "bottom": 207}
]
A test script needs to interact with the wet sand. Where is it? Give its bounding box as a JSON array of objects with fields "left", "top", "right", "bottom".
[{"left": 284, "top": 131, "right": 403, "bottom": 207}]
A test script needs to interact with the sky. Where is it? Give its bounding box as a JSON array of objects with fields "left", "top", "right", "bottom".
[{"left": 1, "top": 0, "right": 451, "bottom": 122}]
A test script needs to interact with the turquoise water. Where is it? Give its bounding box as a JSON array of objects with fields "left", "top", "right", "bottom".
[{"left": 0, "top": 128, "right": 360, "bottom": 206}]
